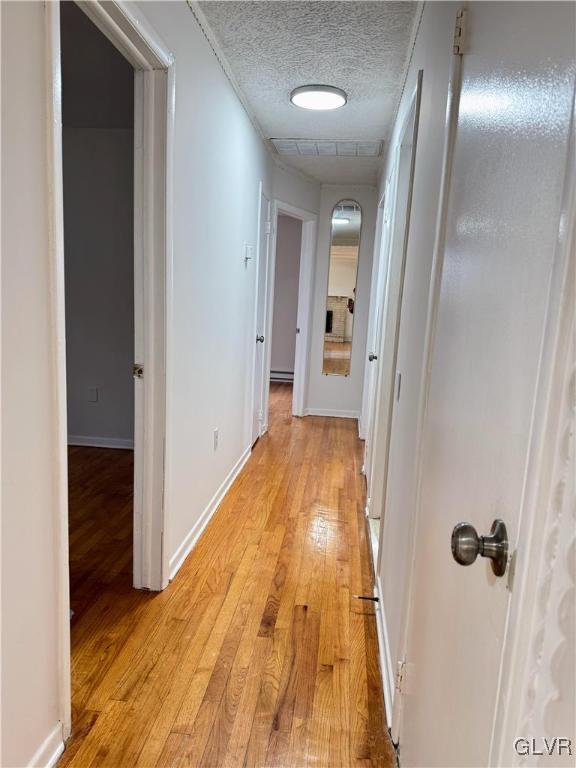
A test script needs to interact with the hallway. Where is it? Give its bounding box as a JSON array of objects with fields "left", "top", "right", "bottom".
[{"left": 60, "top": 384, "right": 392, "bottom": 767}]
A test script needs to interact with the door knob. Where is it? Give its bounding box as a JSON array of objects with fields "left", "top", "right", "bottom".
[
  {"left": 256, "top": 335, "right": 265, "bottom": 343},
  {"left": 451, "top": 519, "right": 508, "bottom": 577},
  {"left": 368, "top": 353, "right": 378, "bottom": 362}
]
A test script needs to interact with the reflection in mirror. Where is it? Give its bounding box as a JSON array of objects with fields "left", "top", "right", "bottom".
[{"left": 322, "top": 200, "right": 362, "bottom": 376}]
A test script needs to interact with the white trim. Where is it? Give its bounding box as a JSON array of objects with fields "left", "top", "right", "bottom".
[
  {"left": 76, "top": 1, "right": 173, "bottom": 70},
  {"left": 169, "top": 446, "right": 252, "bottom": 580},
  {"left": 264, "top": 200, "right": 318, "bottom": 423},
  {"left": 374, "top": 577, "right": 395, "bottom": 730},
  {"left": 45, "top": 1, "right": 72, "bottom": 741},
  {"left": 304, "top": 407, "right": 359, "bottom": 420},
  {"left": 67, "top": 436, "right": 135, "bottom": 450},
  {"left": 28, "top": 723, "right": 64, "bottom": 768}
]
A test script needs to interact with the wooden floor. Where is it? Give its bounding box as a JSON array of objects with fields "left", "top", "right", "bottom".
[
  {"left": 61, "top": 383, "right": 392, "bottom": 767},
  {"left": 67, "top": 445, "right": 134, "bottom": 623},
  {"left": 323, "top": 341, "right": 352, "bottom": 376}
]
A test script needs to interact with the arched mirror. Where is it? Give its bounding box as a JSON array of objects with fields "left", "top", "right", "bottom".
[{"left": 322, "top": 200, "right": 362, "bottom": 376}]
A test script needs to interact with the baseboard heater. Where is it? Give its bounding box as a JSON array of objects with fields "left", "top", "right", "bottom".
[{"left": 270, "top": 370, "right": 294, "bottom": 382}]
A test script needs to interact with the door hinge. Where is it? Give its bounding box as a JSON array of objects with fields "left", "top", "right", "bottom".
[
  {"left": 395, "top": 659, "right": 406, "bottom": 694},
  {"left": 453, "top": 8, "right": 468, "bottom": 55},
  {"left": 265, "top": 220, "right": 272, "bottom": 235},
  {"left": 133, "top": 363, "right": 144, "bottom": 378}
]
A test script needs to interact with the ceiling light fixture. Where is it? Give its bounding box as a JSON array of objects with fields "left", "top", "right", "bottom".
[
  {"left": 290, "top": 84, "right": 347, "bottom": 111},
  {"left": 332, "top": 218, "right": 350, "bottom": 225}
]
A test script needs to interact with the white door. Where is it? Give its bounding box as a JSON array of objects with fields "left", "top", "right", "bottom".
[
  {"left": 398, "top": 5, "right": 575, "bottom": 766},
  {"left": 363, "top": 194, "right": 387, "bottom": 495},
  {"left": 365, "top": 78, "right": 422, "bottom": 523},
  {"left": 252, "top": 191, "right": 270, "bottom": 444}
]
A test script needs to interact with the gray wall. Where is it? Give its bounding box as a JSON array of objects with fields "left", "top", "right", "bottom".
[
  {"left": 61, "top": 1, "right": 135, "bottom": 447},
  {"left": 271, "top": 214, "right": 302, "bottom": 377}
]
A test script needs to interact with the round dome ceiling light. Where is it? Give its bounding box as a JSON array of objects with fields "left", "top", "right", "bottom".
[{"left": 290, "top": 84, "right": 347, "bottom": 111}]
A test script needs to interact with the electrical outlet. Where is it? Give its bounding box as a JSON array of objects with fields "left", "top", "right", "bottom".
[
  {"left": 213, "top": 428, "right": 219, "bottom": 451},
  {"left": 87, "top": 387, "right": 99, "bottom": 403}
]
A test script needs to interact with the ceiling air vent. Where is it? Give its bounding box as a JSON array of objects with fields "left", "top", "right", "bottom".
[{"left": 271, "top": 139, "right": 382, "bottom": 157}]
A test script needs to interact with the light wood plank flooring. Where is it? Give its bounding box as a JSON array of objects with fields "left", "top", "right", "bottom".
[
  {"left": 60, "top": 383, "right": 392, "bottom": 767},
  {"left": 323, "top": 342, "right": 352, "bottom": 376}
]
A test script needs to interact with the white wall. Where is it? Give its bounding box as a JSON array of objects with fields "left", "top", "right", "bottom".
[
  {"left": 270, "top": 215, "right": 302, "bottom": 376},
  {"left": 134, "top": 0, "right": 272, "bottom": 564},
  {"left": 327, "top": 254, "right": 357, "bottom": 298},
  {"left": 273, "top": 164, "right": 320, "bottom": 214},
  {"left": 1, "top": 4, "right": 62, "bottom": 766},
  {"left": 61, "top": 1, "right": 135, "bottom": 448},
  {"left": 307, "top": 185, "right": 376, "bottom": 418}
]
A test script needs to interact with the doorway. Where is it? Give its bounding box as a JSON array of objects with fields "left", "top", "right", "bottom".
[
  {"left": 269, "top": 213, "right": 302, "bottom": 418},
  {"left": 50, "top": 0, "right": 173, "bottom": 738},
  {"left": 251, "top": 199, "right": 317, "bottom": 440},
  {"left": 61, "top": 1, "right": 135, "bottom": 621}
]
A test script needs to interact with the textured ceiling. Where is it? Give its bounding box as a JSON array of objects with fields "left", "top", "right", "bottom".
[{"left": 195, "top": 1, "right": 419, "bottom": 184}]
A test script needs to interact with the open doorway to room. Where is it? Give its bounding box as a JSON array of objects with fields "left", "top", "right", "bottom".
[
  {"left": 52, "top": 0, "right": 172, "bottom": 741},
  {"left": 269, "top": 213, "right": 302, "bottom": 415},
  {"left": 61, "top": 1, "right": 136, "bottom": 621},
  {"left": 252, "top": 200, "right": 317, "bottom": 440}
]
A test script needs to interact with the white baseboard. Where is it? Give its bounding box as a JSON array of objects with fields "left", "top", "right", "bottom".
[
  {"left": 169, "top": 445, "right": 252, "bottom": 580},
  {"left": 28, "top": 723, "right": 64, "bottom": 768},
  {"left": 304, "top": 407, "right": 360, "bottom": 420},
  {"left": 374, "top": 576, "right": 395, "bottom": 730},
  {"left": 68, "top": 435, "right": 134, "bottom": 450}
]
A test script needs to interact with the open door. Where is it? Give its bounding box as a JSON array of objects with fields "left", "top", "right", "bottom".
[
  {"left": 252, "top": 189, "right": 271, "bottom": 445},
  {"left": 395, "top": 5, "right": 575, "bottom": 765},
  {"left": 364, "top": 73, "right": 423, "bottom": 556},
  {"left": 363, "top": 180, "right": 391, "bottom": 513}
]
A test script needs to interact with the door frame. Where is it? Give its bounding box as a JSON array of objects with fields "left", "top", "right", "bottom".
[
  {"left": 261, "top": 200, "right": 317, "bottom": 428},
  {"left": 46, "top": 0, "right": 174, "bottom": 738}
]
